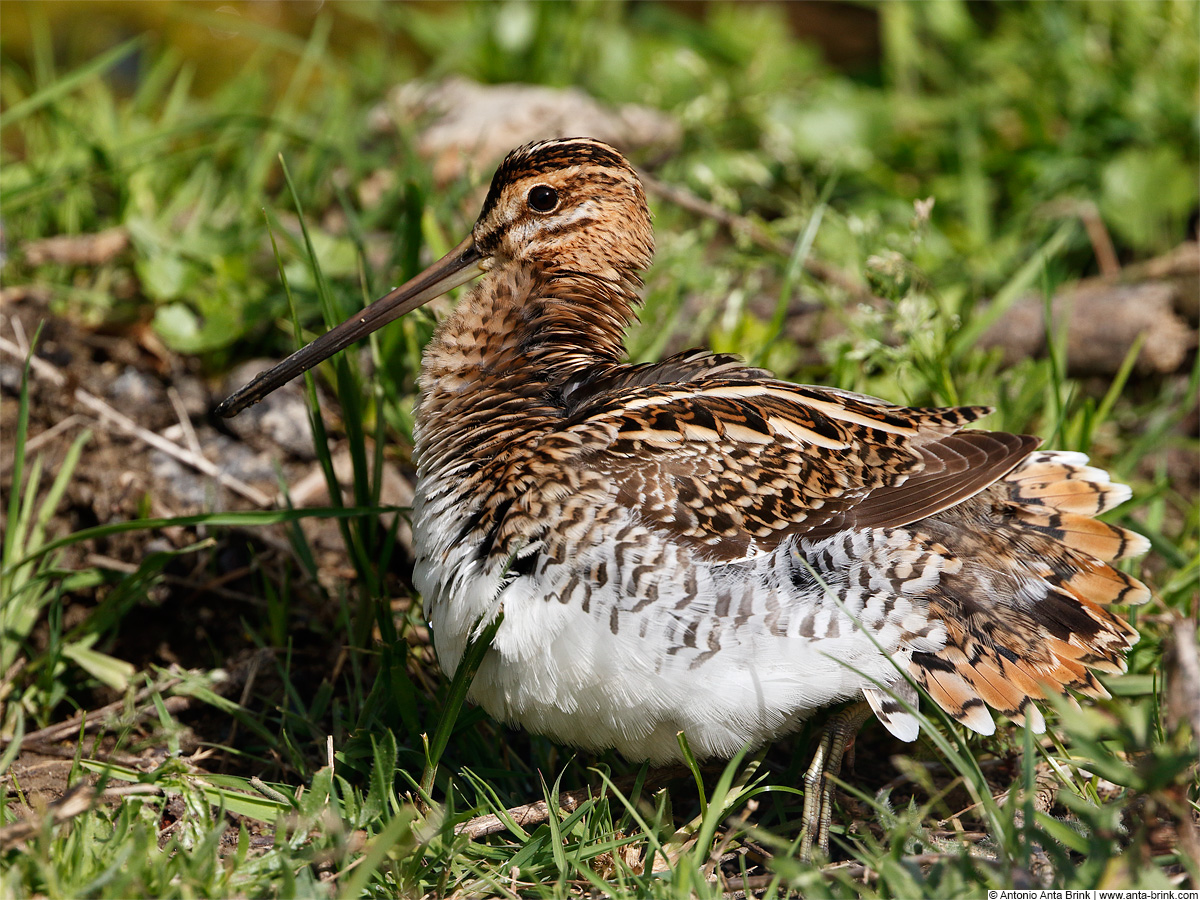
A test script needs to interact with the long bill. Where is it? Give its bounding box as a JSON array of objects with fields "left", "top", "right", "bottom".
[{"left": 215, "top": 234, "right": 485, "bottom": 418}]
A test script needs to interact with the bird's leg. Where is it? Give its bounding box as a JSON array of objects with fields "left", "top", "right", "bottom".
[{"left": 799, "top": 701, "right": 874, "bottom": 861}]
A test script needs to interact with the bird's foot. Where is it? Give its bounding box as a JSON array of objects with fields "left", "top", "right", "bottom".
[{"left": 799, "top": 701, "right": 874, "bottom": 862}]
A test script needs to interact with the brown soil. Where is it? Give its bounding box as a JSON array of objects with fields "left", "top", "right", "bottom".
[{"left": 0, "top": 294, "right": 416, "bottom": 817}]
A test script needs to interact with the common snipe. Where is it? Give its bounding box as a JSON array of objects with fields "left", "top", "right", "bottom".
[{"left": 218, "top": 138, "right": 1148, "bottom": 857}]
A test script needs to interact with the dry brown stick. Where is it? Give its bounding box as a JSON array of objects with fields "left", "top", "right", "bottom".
[
  {"left": 1042, "top": 198, "right": 1122, "bottom": 278},
  {"left": 0, "top": 781, "right": 162, "bottom": 848},
  {"left": 0, "top": 285, "right": 54, "bottom": 305},
  {"left": 15, "top": 741, "right": 147, "bottom": 766},
  {"left": 640, "top": 173, "right": 880, "bottom": 303},
  {"left": 1077, "top": 201, "right": 1120, "bottom": 277},
  {"left": 166, "top": 385, "right": 204, "bottom": 458},
  {"left": 20, "top": 226, "right": 130, "bottom": 268},
  {"left": 455, "top": 785, "right": 596, "bottom": 840},
  {"left": 1165, "top": 612, "right": 1200, "bottom": 742},
  {"left": 0, "top": 659, "right": 26, "bottom": 706},
  {"left": 0, "top": 333, "right": 273, "bottom": 507},
  {"left": 47, "top": 696, "right": 193, "bottom": 746},
  {"left": 1126, "top": 239, "right": 1199, "bottom": 281},
  {"left": 0, "top": 414, "right": 87, "bottom": 476},
  {"left": 83, "top": 553, "right": 267, "bottom": 606},
  {"left": 716, "top": 852, "right": 978, "bottom": 894},
  {"left": 454, "top": 766, "right": 694, "bottom": 841},
  {"left": 1, "top": 676, "right": 186, "bottom": 747}
]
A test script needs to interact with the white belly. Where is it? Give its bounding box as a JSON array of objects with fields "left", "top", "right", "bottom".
[{"left": 412, "top": 476, "right": 936, "bottom": 764}]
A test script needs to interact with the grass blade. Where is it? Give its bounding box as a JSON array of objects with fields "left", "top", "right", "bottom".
[
  {"left": 0, "top": 36, "right": 144, "bottom": 130},
  {"left": 420, "top": 612, "right": 504, "bottom": 799}
]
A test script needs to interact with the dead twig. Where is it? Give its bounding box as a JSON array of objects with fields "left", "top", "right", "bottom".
[
  {"left": 14, "top": 741, "right": 149, "bottom": 769},
  {"left": 21, "top": 226, "right": 130, "bottom": 268},
  {"left": 1077, "top": 201, "right": 1120, "bottom": 277},
  {"left": 0, "top": 676, "right": 187, "bottom": 747},
  {"left": 641, "top": 173, "right": 880, "bottom": 304},
  {"left": 166, "top": 385, "right": 205, "bottom": 459},
  {"left": 0, "top": 658, "right": 26, "bottom": 705},
  {"left": 453, "top": 766, "right": 694, "bottom": 841},
  {"left": 455, "top": 785, "right": 596, "bottom": 840},
  {"left": 83, "top": 553, "right": 267, "bottom": 606},
  {"left": 1043, "top": 199, "right": 1120, "bottom": 277},
  {"left": 0, "top": 285, "right": 55, "bottom": 305},
  {"left": 0, "top": 414, "right": 87, "bottom": 476},
  {"left": 717, "top": 851, "right": 981, "bottom": 894},
  {"left": 0, "top": 781, "right": 162, "bottom": 848},
  {"left": 1164, "top": 612, "right": 1200, "bottom": 742}
]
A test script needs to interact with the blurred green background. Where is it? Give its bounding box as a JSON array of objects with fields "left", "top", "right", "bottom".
[{"left": 3, "top": 0, "right": 1195, "bottom": 368}]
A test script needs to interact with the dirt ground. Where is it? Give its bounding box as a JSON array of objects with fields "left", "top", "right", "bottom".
[{"left": 1, "top": 293, "right": 421, "bottom": 818}]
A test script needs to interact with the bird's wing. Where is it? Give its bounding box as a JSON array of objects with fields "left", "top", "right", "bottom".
[{"left": 522, "top": 378, "right": 1038, "bottom": 563}]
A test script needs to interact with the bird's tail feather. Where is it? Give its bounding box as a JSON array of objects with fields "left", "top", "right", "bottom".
[{"left": 872, "top": 450, "right": 1148, "bottom": 740}]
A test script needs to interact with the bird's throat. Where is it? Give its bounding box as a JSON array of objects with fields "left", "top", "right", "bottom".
[
  {"left": 413, "top": 263, "right": 641, "bottom": 474},
  {"left": 419, "top": 263, "right": 640, "bottom": 386}
]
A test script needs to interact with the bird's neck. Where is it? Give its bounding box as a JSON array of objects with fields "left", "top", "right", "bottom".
[
  {"left": 419, "top": 262, "right": 641, "bottom": 390},
  {"left": 413, "top": 263, "right": 641, "bottom": 472}
]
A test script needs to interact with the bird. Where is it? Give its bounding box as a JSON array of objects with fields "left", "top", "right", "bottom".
[{"left": 217, "top": 137, "right": 1149, "bottom": 858}]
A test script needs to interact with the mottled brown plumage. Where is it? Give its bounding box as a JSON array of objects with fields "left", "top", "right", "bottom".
[{"left": 218, "top": 137, "right": 1149, "bottom": 859}]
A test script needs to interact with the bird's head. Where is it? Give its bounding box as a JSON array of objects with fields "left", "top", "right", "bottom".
[{"left": 215, "top": 137, "right": 651, "bottom": 417}]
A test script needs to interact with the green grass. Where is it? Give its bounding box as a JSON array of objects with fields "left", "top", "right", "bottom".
[{"left": 2, "top": 2, "right": 1197, "bottom": 897}]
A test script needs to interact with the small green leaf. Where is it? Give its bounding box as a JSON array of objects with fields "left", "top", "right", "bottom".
[
  {"left": 61, "top": 644, "right": 135, "bottom": 692},
  {"left": 1101, "top": 147, "right": 1196, "bottom": 252},
  {"left": 139, "top": 255, "right": 194, "bottom": 300},
  {"left": 151, "top": 302, "right": 202, "bottom": 349}
]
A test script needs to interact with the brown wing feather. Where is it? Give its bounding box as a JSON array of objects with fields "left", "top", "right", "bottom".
[
  {"left": 551, "top": 377, "right": 1001, "bottom": 561},
  {"left": 803, "top": 431, "right": 1041, "bottom": 539}
]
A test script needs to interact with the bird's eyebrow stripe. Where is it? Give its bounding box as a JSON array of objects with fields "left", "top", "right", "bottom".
[{"left": 478, "top": 139, "right": 633, "bottom": 221}]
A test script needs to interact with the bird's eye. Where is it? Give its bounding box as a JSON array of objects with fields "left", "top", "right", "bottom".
[{"left": 527, "top": 185, "right": 559, "bottom": 213}]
